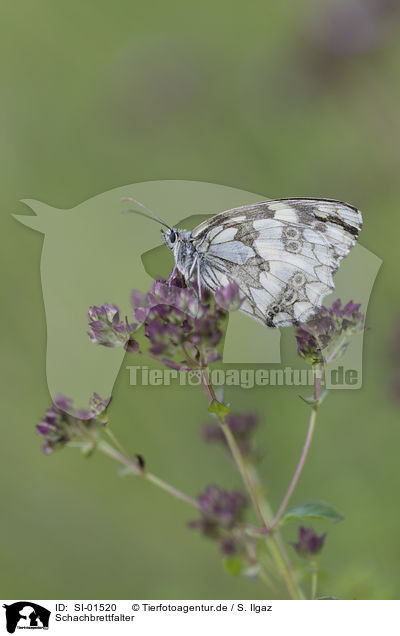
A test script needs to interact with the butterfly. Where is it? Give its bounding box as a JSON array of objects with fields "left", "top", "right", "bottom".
[{"left": 122, "top": 197, "right": 362, "bottom": 327}]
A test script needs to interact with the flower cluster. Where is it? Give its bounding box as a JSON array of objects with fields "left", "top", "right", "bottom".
[
  {"left": 214, "top": 283, "right": 244, "bottom": 312},
  {"left": 296, "top": 299, "right": 364, "bottom": 364},
  {"left": 88, "top": 304, "right": 137, "bottom": 350},
  {"left": 132, "top": 274, "right": 243, "bottom": 366},
  {"left": 202, "top": 412, "right": 258, "bottom": 457},
  {"left": 291, "top": 526, "right": 326, "bottom": 559},
  {"left": 36, "top": 393, "right": 111, "bottom": 454},
  {"left": 188, "top": 486, "right": 247, "bottom": 555},
  {"left": 308, "top": 0, "right": 400, "bottom": 60},
  {"left": 88, "top": 271, "right": 244, "bottom": 370}
]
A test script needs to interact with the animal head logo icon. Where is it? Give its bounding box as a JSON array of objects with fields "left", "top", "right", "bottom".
[{"left": 14, "top": 181, "right": 381, "bottom": 406}]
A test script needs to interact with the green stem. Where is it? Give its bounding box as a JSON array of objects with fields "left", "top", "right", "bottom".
[
  {"left": 271, "top": 364, "right": 324, "bottom": 530},
  {"left": 98, "top": 440, "right": 201, "bottom": 510},
  {"left": 271, "top": 407, "right": 318, "bottom": 529},
  {"left": 200, "top": 367, "right": 304, "bottom": 599},
  {"left": 265, "top": 535, "right": 301, "bottom": 600},
  {"left": 200, "top": 370, "right": 269, "bottom": 531},
  {"left": 105, "top": 426, "right": 131, "bottom": 457},
  {"left": 221, "top": 417, "right": 270, "bottom": 531},
  {"left": 311, "top": 561, "right": 318, "bottom": 600},
  {"left": 246, "top": 462, "right": 305, "bottom": 599}
]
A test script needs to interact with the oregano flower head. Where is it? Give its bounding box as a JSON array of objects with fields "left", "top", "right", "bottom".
[
  {"left": 37, "top": 393, "right": 111, "bottom": 454},
  {"left": 296, "top": 299, "right": 364, "bottom": 364},
  {"left": 291, "top": 526, "right": 326, "bottom": 559}
]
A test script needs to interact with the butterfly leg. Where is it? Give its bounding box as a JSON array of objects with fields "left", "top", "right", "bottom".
[
  {"left": 196, "top": 258, "right": 202, "bottom": 302},
  {"left": 186, "top": 255, "right": 202, "bottom": 300},
  {"left": 188, "top": 254, "right": 198, "bottom": 280}
]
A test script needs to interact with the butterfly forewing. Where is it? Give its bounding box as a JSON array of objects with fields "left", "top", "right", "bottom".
[{"left": 191, "top": 198, "right": 362, "bottom": 327}]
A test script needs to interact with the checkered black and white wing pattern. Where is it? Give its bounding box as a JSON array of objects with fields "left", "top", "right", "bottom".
[{"left": 191, "top": 198, "right": 362, "bottom": 327}]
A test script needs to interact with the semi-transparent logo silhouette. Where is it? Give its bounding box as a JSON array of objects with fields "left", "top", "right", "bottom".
[{"left": 14, "top": 181, "right": 381, "bottom": 408}]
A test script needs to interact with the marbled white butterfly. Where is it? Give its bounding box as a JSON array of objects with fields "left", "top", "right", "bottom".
[{"left": 123, "top": 197, "right": 362, "bottom": 328}]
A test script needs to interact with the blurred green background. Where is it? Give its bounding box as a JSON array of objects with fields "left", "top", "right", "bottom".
[{"left": 1, "top": 0, "right": 400, "bottom": 600}]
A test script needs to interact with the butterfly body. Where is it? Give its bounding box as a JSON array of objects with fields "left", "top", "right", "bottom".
[{"left": 161, "top": 198, "right": 362, "bottom": 328}]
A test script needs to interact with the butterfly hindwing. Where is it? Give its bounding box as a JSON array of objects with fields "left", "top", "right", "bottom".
[{"left": 191, "top": 198, "right": 362, "bottom": 327}]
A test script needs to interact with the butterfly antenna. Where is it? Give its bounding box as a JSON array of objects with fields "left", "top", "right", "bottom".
[{"left": 121, "top": 197, "right": 171, "bottom": 229}]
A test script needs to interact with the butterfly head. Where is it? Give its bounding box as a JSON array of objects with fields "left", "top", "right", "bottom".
[
  {"left": 161, "top": 227, "right": 179, "bottom": 250},
  {"left": 161, "top": 227, "right": 192, "bottom": 250}
]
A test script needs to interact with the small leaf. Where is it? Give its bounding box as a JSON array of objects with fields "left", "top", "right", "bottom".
[
  {"left": 223, "top": 555, "right": 243, "bottom": 576},
  {"left": 298, "top": 394, "right": 318, "bottom": 406},
  {"left": 208, "top": 400, "right": 231, "bottom": 417},
  {"left": 298, "top": 390, "right": 329, "bottom": 407},
  {"left": 280, "top": 500, "right": 345, "bottom": 525}
]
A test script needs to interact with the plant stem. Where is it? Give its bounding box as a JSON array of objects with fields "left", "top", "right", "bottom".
[
  {"left": 98, "top": 440, "right": 201, "bottom": 510},
  {"left": 200, "top": 369, "right": 269, "bottom": 531},
  {"left": 222, "top": 417, "right": 270, "bottom": 531},
  {"left": 271, "top": 364, "right": 324, "bottom": 530},
  {"left": 105, "top": 426, "right": 131, "bottom": 457},
  {"left": 272, "top": 408, "right": 318, "bottom": 528},
  {"left": 145, "top": 471, "right": 198, "bottom": 506},
  {"left": 265, "top": 535, "right": 301, "bottom": 600},
  {"left": 311, "top": 561, "right": 318, "bottom": 600},
  {"left": 246, "top": 461, "right": 305, "bottom": 600},
  {"left": 200, "top": 368, "right": 304, "bottom": 599}
]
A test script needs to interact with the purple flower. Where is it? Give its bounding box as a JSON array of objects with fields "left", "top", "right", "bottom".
[
  {"left": 188, "top": 486, "right": 247, "bottom": 555},
  {"left": 215, "top": 282, "right": 244, "bottom": 312},
  {"left": 88, "top": 393, "right": 112, "bottom": 418},
  {"left": 129, "top": 273, "right": 241, "bottom": 367},
  {"left": 53, "top": 394, "right": 74, "bottom": 412},
  {"left": 89, "top": 272, "right": 243, "bottom": 368},
  {"left": 190, "top": 486, "right": 247, "bottom": 531},
  {"left": 291, "top": 526, "right": 326, "bottom": 558},
  {"left": 36, "top": 392, "right": 111, "bottom": 454},
  {"left": 198, "top": 486, "right": 247, "bottom": 528},
  {"left": 88, "top": 303, "right": 137, "bottom": 348},
  {"left": 307, "top": 0, "right": 400, "bottom": 59},
  {"left": 203, "top": 412, "right": 258, "bottom": 456},
  {"left": 220, "top": 537, "right": 239, "bottom": 555},
  {"left": 296, "top": 299, "right": 364, "bottom": 364},
  {"left": 124, "top": 338, "right": 140, "bottom": 353}
]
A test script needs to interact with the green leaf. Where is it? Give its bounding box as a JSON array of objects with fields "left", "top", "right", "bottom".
[
  {"left": 223, "top": 555, "right": 243, "bottom": 576},
  {"left": 280, "top": 500, "right": 345, "bottom": 525},
  {"left": 298, "top": 394, "right": 318, "bottom": 406},
  {"left": 208, "top": 400, "right": 231, "bottom": 417},
  {"left": 298, "top": 390, "right": 329, "bottom": 407}
]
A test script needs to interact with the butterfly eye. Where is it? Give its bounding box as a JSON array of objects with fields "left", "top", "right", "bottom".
[{"left": 169, "top": 230, "right": 177, "bottom": 244}]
